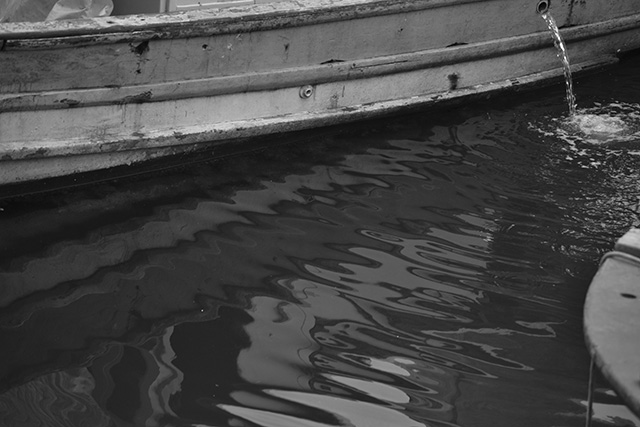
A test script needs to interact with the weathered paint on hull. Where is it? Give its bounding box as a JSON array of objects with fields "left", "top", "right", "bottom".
[{"left": 1, "top": 0, "right": 640, "bottom": 186}]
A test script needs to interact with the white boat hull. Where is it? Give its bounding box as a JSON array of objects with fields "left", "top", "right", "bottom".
[{"left": 2, "top": 0, "right": 640, "bottom": 185}]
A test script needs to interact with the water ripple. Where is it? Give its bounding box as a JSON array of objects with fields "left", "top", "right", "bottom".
[{"left": 3, "top": 60, "right": 640, "bottom": 426}]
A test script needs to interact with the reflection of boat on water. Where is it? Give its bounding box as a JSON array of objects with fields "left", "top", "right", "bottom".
[
  {"left": 584, "top": 228, "right": 640, "bottom": 420},
  {"left": 0, "top": 124, "right": 512, "bottom": 425},
  {"left": 2, "top": 0, "right": 640, "bottom": 186},
  {"left": 0, "top": 121, "right": 600, "bottom": 426}
]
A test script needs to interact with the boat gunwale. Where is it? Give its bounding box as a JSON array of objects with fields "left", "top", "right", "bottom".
[{"left": 0, "top": 0, "right": 484, "bottom": 42}]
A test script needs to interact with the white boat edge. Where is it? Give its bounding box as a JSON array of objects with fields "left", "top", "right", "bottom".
[{"left": 584, "top": 228, "right": 640, "bottom": 420}]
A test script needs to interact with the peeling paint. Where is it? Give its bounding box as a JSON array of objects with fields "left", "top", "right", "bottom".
[
  {"left": 59, "top": 98, "right": 81, "bottom": 107},
  {"left": 0, "top": 0, "right": 638, "bottom": 187},
  {"left": 448, "top": 73, "right": 459, "bottom": 90},
  {"left": 24, "top": 148, "right": 48, "bottom": 159},
  {"left": 131, "top": 40, "right": 150, "bottom": 56},
  {"left": 131, "top": 40, "right": 151, "bottom": 75},
  {"left": 321, "top": 59, "right": 345, "bottom": 64},
  {"left": 121, "top": 91, "right": 153, "bottom": 104},
  {"left": 330, "top": 93, "right": 339, "bottom": 109},
  {"left": 173, "top": 131, "right": 188, "bottom": 140}
]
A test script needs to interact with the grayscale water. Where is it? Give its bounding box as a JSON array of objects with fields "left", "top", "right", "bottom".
[{"left": 2, "top": 54, "right": 640, "bottom": 427}]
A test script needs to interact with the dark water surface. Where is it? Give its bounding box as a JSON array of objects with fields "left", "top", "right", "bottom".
[{"left": 2, "top": 55, "right": 640, "bottom": 427}]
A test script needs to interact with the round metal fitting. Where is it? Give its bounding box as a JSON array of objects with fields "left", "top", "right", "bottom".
[
  {"left": 536, "top": 0, "right": 550, "bottom": 14},
  {"left": 299, "top": 85, "right": 314, "bottom": 99}
]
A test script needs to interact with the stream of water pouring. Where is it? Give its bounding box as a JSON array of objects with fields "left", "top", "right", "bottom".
[
  {"left": 528, "top": 13, "right": 640, "bottom": 148},
  {"left": 541, "top": 12, "right": 577, "bottom": 115},
  {"left": 534, "top": 12, "right": 640, "bottom": 144}
]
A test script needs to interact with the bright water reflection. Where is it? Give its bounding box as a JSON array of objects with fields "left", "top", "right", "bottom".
[
  {"left": 532, "top": 102, "right": 640, "bottom": 147},
  {"left": 2, "top": 56, "right": 640, "bottom": 427}
]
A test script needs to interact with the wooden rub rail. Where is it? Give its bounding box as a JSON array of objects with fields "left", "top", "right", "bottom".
[{"left": 584, "top": 228, "right": 640, "bottom": 419}]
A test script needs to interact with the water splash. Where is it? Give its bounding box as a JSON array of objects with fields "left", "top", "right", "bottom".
[
  {"left": 530, "top": 102, "right": 640, "bottom": 148},
  {"left": 542, "top": 12, "right": 577, "bottom": 115},
  {"left": 537, "top": 12, "right": 640, "bottom": 147},
  {"left": 569, "top": 113, "right": 627, "bottom": 138}
]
